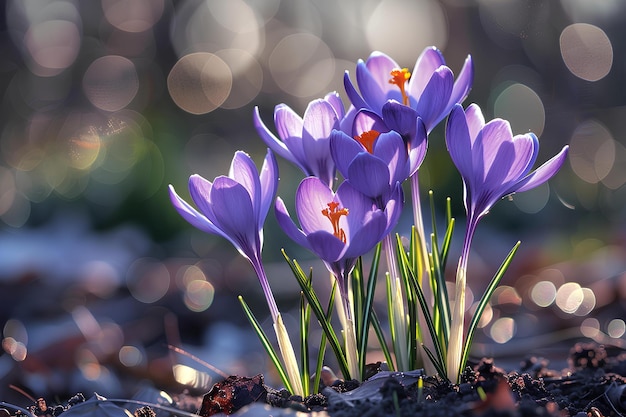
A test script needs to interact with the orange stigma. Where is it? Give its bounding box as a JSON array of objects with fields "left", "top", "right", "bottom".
[
  {"left": 354, "top": 130, "right": 380, "bottom": 153},
  {"left": 389, "top": 68, "right": 411, "bottom": 105},
  {"left": 321, "top": 201, "right": 349, "bottom": 243}
]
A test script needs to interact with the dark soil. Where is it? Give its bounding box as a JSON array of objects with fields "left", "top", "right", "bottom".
[
  {"left": 6, "top": 343, "right": 626, "bottom": 417},
  {"left": 199, "top": 342, "right": 626, "bottom": 417}
]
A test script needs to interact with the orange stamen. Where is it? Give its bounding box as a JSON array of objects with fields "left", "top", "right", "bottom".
[
  {"left": 321, "top": 201, "right": 349, "bottom": 243},
  {"left": 354, "top": 130, "right": 380, "bottom": 154},
  {"left": 389, "top": 68, "right": 411, "bottom": 106}
]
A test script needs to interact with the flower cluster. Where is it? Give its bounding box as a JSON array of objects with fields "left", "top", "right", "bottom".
[{"left": 169, "top": 47, "right": 569, "bottom": 391}]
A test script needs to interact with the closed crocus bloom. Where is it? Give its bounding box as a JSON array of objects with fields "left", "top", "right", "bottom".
[
  {"left": 169, "top": 150, "right": 304, "bottom": 396},
  {"left": 253, "top": 92, "right": 345, "bottom": 187},
  {"left": 444, "top": 103, "right": 569, "bottom": 383},
  {"left": 169, "top": 150, "right": 277, "bottom": 284},
  {"left": 344, "top": 47, "right": 473, "bottom": 132}
]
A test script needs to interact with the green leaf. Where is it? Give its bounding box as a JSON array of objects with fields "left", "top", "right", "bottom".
[
  {"left": 312, "top": 281, "right": 337, "bottom": 393},
  {"left": 282, "top": 249, "right": 351, "bottom": 380},
  {"left": 458, "top": 241, "right": 521, "bottom": 381},
  {"left": 371, "top": 309, "right": 395, "bottom": 371},
  {"left": 238, "top": 296, "right": 293, "bottom": 393},
  {"left": 430, "top": 233, "right": 450, "bottom": 346},
  {"left": 358, "top": 242, "right": 382, "bottom": 378},
  {"left": 399, "top": 245, "right": 447, "bottom": 376},
  {"left": 300, "top": 291, "right": 310, "bottom": 396}
]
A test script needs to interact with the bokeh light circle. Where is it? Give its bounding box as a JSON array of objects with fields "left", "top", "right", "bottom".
[
  {"left": 24, "top": 19, "right": 81, "bottom": 77},
  {"left": 530, "top": 280, "right": 557, "bottom": 307},
  {"left": 607, "top": 319, "right": 626, "bottom": 338},
  {"left": 184, "top": 280, "right": 215, "bottom": 312},
  {"left": 366, "top": 0, "right": 447, "bottom": 62},
  {"left": 490, "top": 317, "right": 516, "bottom": 344},
  {"left": 580, "top": 317, "right": 600, "bottom": 338},
  {"left": 168, "top": 53, "right": 232, "bottom": 114},
  {"left": 215, "top": 49, "right": 263, "bottom": 109},
  {"left": 83, "top": 56, "right": 139, "bottom": 112},
  {"left": 555, "top": 282, "right": 584, "bottom": 314},
  {"left": 119, "top": 345, "right": 143, "bottom": 367},
  {"left": 169, "top": 0, "right": 262, "bottom": 58},
  {"left": 102, "top": 0, "right": 164, "bottom": 33},
  {"left": 513, "top": 182, "right": 550, "bottom": 214},
  {"left": 268, "top": 33, "right": 334, "bottom": 98},
  {"left": 569, "top": 120, "right": 615, "bottom": 184},
  {"left": 560, "top": 23, "right": 613, "bottom": 82},
  {"left": 494, "top": 83, "right": 545, "bottom": 137},
  {"left": 126, "top": 258, "right": 170, "bottom": 303}
]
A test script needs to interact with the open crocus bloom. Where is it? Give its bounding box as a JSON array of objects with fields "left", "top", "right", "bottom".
[
  {"left": 275, "top": 177, "right": 402, "bottom": 282},
  {"left": 253, "top": 92, "right": 345, "bottom": 187},
  {"left": 344, "top": 47, "right": 473, "bottom": 132},
  {"left": 445, "top": 103, "right": 570, "bottom": 224}
]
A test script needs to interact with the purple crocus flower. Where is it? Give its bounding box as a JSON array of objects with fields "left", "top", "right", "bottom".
[
  {"left": 169, "top": 149, "right": 305, "bottom": 395},
  {"left": 446, "top": 103, "right": 570, "bottom": 228},
  {"left": 275, "top": 176, "right": 402, "bottom": 379},
  {"left": 344, "top": 47, "right": 473, "bottom": 133},
  {"left": 275, "top": 177, "right": 402, "bottom": 286},
  {"left": 330, "top": 107, "right": 427, "bottom": 201},
  {"left": 444, "top": 103, "right": 569, "bottom": 382},
  {"left": 253, "top": 92, "right": 345, "bottom": 187},
  {"left": 168, "top": 149, "right": 280, "bottom": 320}
]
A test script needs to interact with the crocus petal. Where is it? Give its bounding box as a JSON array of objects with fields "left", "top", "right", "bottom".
[
  {"left": 365, "top": 52, "right": 400, "bottom": 93},
  {"left": 446, "top": 105, "right": 475, "bottom": 181},
  {"left": 274, "top": 104, "right": 307, "bottom": 164},
  {"left": 253, "top": 107, "right": 305, "bottom": 172},
  {"left": 382, "top": 182, "right": 404, "bottom": 236},
  {"left": 275, "top": 197, "right": 310, "bottom": 250},
  {"left": 343, "top": 71, "right": 369, "bottom": 111},
  {"left": 352, "top": 109, "right": 388, "bottom": 138},
  {"left": 373, "top": 131, "right": 409, "bottom": 184},
  {"left": 479, "top": 119, "right": 515, "bottom": 174},
  {"left": 295, "top": 177, "right": 336, "bottom": 235},
  {"left": 464, "top": 103, "right": 485, "bottom": 142},
  {"left": 381, "top": 100, "right": 419, "bottom": 140},
  {"left": 259, "top": 149, "right": 279, "bottom": 228},
  {"left": 325, "top": 91, "right": 345, "bottom": 121},
  {"left": 209, "top": 177, "right": 258, "bottom": 255},
  {"left": 302, "top": 99, "right": 338, "bottom": 185},
  {"left": 513, "top": 145, "right": 569, "bottom": 193},
  {"left": 335, "top": 180, "right": 371, "bottom": 230},
  {"left": 356, "top": 60, "right": 388, "bottom": 113},
  {"left": 169, "top": 184, "right": 226, "bottom": 238},
  {"left": 347, "top": 153, "right": 391, "bottom": 198},
  {"left": 229, "top": 151, "right": 261, "bottom": 215},
  {"left": 447, "top": 54, "right": 474, "bottom": 108},
  {"left": 343, "top": 210, "right": 387, "bottom": 259},
  {"left": 306, "top": 230, "right": 347, "bottom": 263},
  {"left": 416, "top": 66, "right": 454, "bottom": 131},
  {"left": 188, "top": 174, "right": 216, "bottom": 222},
  {"left": 408, "top": 46, "right": 445, "bottom": 100},
  {"left": 408, "top": 118, "right": 428, "bottom": 176},
  {"left": 330, "top": 130, "right": 364, "bottom": 178}
]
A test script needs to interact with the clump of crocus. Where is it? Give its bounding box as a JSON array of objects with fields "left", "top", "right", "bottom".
[
  {"left": 445, "top": 103, "right": 569, "bottom": 382},
  {"left": 168, "top": 150, "right": 304, "bottom": 396}
]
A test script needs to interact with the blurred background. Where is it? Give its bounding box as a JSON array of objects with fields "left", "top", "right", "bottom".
[{"left": 0, "top": 0, "right": 625, "bottom": 406}]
